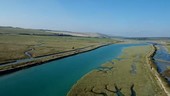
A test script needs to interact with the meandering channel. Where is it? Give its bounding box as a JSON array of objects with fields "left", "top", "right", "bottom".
[{"left": 0, "top": 43, "right": 146, "bottom": 96}]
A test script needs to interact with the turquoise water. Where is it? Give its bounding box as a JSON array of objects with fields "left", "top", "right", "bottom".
[{"left": 0, "top": 44, "right": 145, "bottom": 96}]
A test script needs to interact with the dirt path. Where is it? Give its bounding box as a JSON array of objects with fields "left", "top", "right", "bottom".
[
  {"left": 24, "top": 48, "right": 34, "bottom": 58},
  {"left": 155, "top": 73, "right": 170, "bottom": 96}
]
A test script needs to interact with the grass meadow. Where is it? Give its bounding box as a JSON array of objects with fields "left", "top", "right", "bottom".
[{"left": 0, "top": 34, "right": 116, "bottom": 63}]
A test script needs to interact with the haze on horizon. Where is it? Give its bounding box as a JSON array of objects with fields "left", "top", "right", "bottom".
[{"left": 0, "top": 0, "right": 170, "bottom": 37}]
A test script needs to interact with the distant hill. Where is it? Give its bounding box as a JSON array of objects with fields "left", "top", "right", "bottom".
[
  {"left": 0, "top": 26, "right": 109, "bottom": 38},
  {"left": 46, "top": 30, "right": 109, "bottom": 38},
  {"left": 121, "top": 37, "right": 170, "bottom": 40}
]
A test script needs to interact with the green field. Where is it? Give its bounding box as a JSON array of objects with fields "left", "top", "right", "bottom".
[
  {"left": 0, "top": 34, "right": 116, "bottom": 64},
  {"left": 68, "top": 45, "right": 166, "bottom": 96},
  {"left": 166, "top": 42, "right": 170, "bottom": 53},
  {"left": 166, "top": 46, "right": 170, "bottom": 53}
]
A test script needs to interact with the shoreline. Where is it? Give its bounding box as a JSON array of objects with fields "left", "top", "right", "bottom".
[
  {"left": 0, "top": 43, "right": 115, "bottom": 75},
  {"left": 147, "top": 44, "right": 170, "bottom": 96}
]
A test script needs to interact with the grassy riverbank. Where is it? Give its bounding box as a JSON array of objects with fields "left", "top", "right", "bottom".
[
  {"left": 0, "top": 43, "right": 114, "bottom": 75},
  {"left": 0, "top": 34, "right": 117, "bottom": 64},
  {"left": 68, "top": 45, "right": 167, "bottom": 96},
  {"left": 0, "top": 32, "right": 120, "bottom": 75},
  {"left": 166, "top": 42, "right": 170, "bottom": 53},
  {"left": 150, "top": 45, "right": 170, "bottom": 95}
]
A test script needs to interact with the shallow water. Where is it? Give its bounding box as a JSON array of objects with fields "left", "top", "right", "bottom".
[
  {"left": 154, "top": 45, "right": 170, "bottom": 61},
  {"left": 154, "top": 45, "right": 170, "bottom": 82},
  {"left": 0, "top": 43, "right": 146, "bottom": 96}
]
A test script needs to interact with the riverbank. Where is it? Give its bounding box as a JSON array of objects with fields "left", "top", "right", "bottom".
[
  {"left": 0, "top": 43, "right": 138, "bottom": 96},
  {"left": 148, "top": 44, "right": 170, "bottom": 96},
  {"left": 68, "top": 45, "right": 166, "bottom": 96},
  {"left": 0, "top": 43, "right": 116, "bottom": 75},
  {"left": 0, "top": 34, "right": 116, "bottom": 64},
  {"left": 167, "top": 47, "right": 170, "bottom": 53}
]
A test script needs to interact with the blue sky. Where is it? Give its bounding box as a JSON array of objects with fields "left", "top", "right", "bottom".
[{"left": 0, "top": 0, "right": 170, "bottom": 37}]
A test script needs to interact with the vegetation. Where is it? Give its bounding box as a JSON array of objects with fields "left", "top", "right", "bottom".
[
  {"left": 2, "top": 26, "right": 170, "bottom": 95},
  {"left": 0, "top": 26, "right": 54, "bottom": 35},
  {"left": 0, "top": 26, "right": 120, "bottom": 75},
  {"left": 166, "top": 42, "right": 170, "bottom": 53},
  {"left": 68, "top": 46, "right": 166, "bottom": 96},
  {"left": 0, "top": 29, "right": 117, "bottom": 64}
]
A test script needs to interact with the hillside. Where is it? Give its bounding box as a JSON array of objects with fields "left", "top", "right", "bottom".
[{"left": 0, "top": 26, "right": 108, "bottom": 38}]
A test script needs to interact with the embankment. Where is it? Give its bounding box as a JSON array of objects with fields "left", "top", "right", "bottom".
[{"left": 0, "top": 43, "right": 113, "bottom": 75}]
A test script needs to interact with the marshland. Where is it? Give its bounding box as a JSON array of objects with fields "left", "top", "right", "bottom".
[{"left": 1, "top": 1, "right": 170, "bottom": 96}]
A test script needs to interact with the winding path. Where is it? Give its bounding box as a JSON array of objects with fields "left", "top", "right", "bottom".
[{"left": 24, "top": 48, "right": 34, "bottom": 58}]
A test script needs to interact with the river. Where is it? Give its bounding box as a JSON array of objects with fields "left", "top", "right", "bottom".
[{"left": 0, "top": 43, "right": 146, "bottom": 96}]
